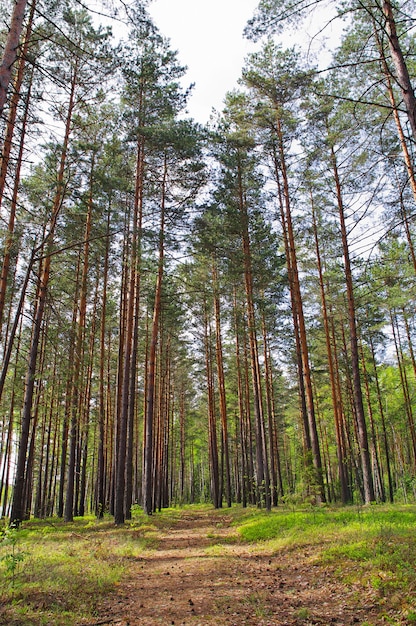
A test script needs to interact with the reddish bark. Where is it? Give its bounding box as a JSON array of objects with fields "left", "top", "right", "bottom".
[{"left": 0, "top": 0, "right": 29, "bottom": 118}]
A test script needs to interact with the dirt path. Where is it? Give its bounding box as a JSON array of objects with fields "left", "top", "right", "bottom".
[{"left": 95, "top": 508, "right": 383, "bottom": 626}]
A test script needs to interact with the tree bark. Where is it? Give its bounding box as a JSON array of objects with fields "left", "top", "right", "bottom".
[
  {"left": 236, "top": 151, "right": 270, "bottom": 510},
  {"left": 368, "top": 333, "right": 394, "bottom": 503},
  {"left": 96, "top": 209, "right": 111, "bottom": 517},
  {"left": 311, "top": 197, "right": 351, "bottom": 503},
  {"left": 0, "top": 0, "right": 29, "bottom": 119},
  {"left": 125, "top": 133, "right": 144, "bottom": 520},
  {"left": 261, "top": 309, "right": 280, "bottom": 506},
  {"left": 10, "top": 61, "right": 77, "bottom": 526},
  {"left": 382, "top": 0, "right": 416, "bottom": 142},
  {"left": 272, "top": 134, "right": 325, "bottom": 501},
  {"left": 329, "top": 141, "right": 375, "bottom": 503},
  {"left": 204, "top": 299, "right": 221, "bottom": 508},
  {"left": 143, "top": 155, "right": 167, "bottom": 515},
  {"left": 390, "top": 310, "right": 416, "bottom": 467},
  {"left": 233, "top": 288, "right": 249, "bottom": 507},
  {"left": 212, "top": 259, "right": 232, "bottom": 507}
]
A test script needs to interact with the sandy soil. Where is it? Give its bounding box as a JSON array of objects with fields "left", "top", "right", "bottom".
[{"left": 94, "top": 508, "right": 387, "bottom": 626}]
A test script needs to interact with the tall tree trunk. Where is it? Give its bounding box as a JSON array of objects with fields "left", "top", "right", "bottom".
[
  {"left": 261, "top": 308, "right": 280, "bottom": 506},
  {"left": 78, "top": 278, "right": 99, "bottom": 516},
  {"left": 237, "top": 153, "right": 270, "bottom": 510},
  {"left": 212, "top": 259, "right": 231, "bottom": 507},
  {"left": 115, "top": 130, "right": 144, "bottom": 523},
  {"left": 204, "top": 299, "right": 221, "bottom": 508},
  {"left": 0, "top": 247, "right": 35, "bottom": 404},
  {"left": 0, "top": 0, "right": 29, "bottom": 118},
  {"left": 111, "top": 208, "right": 131, "bottom": 516},
  {"left": 46, "top": 409, "right": 59, "bottom": 516},
  {"left": 382, "top": 0, "right": 416, "bottom": 142},
  {"left": 329, "top": 141, "right": 375, "bottom": 504},
  {"left": 272, "top": 135, "right": 325, "bottom": 501},
  {"left": 179, "top": 385, "right": 186, "bottom": 502},
  {"left": 368, "top": 333, "right": 394, "bottom": 503},
  {"left": 64, "top": 255, "right": 83, "bottom": 523},
  {"left": 0, "top": 3, "right": 35, "bottom": 331},
  {"left": 338, "top": 315, "right": 366, "bottom": 501},
  {"left": 143, "top": 155, "right": 167, "bottom": 515},
  {"left": 390, "top": 310, "right": 416, "bottom": 467},
  {"left": 96, "top": 209, "right": 111, "bottom": 517},
  {"left": 233, "top": 288, "right": 248, "bottom": 507},
  {"left": 114, "top": 206, "right": 137, "bottom": 523},
  {"left": 66, "top": 157, "right": 95, "bottom": 521},
  {"left": 0, "top": 82, "right": 33, "bottom": 345},
  {"left": 272, "top": 144, "right": 311, "bottom": 454},
  {"left": 57, "top": 289, "right": 78, "bottom": 519},
  {"left": 10, "top": 58, "right": 79, "bottom": 525},
  {"left": 311, "top": 197, "right": 351, "bottom": 503},
  {"left": 0, "top": 314, "right": 22, "bottom": 517},
  {"left": 125, "top": 134, "right": 144, "bottom": 521},
  {"left": 372, "top": 21, "right": 416, "bottom": 205},
  {"left": 359, "top": 340, "right": 385, "bottom": 502}
]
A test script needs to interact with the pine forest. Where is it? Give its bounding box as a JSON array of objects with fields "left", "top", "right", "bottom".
[{"left": 1, "top": 0, "right": 416, "bottom": 527}]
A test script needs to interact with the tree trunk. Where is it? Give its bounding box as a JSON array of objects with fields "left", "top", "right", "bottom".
[
  {"left": 96, "top": 209, "right": 111, "bottom": 517},
  {"left": 0, "top": 0, "right": 29, "bottom": 118},
  {"left": 368, "top": 333, "right": 394, "bottom": 503},
  {"left": 382, "top": 0, "right": 416, "bottom": 142},
  {"left": 0, "top": 3, "right": 35, "bottom": 332},
  {"left": 212, "top": 259, "right": 232, "bottom": 507},
  {"left": 143, "top": 155, "right": 167, "bottom": 515},
  {"left": 237, "top": 153, "right": 270, "bottom": 510},
  {"left": 125, "top": 134, "right": 144, "bottom": 520},
  {"left": 0, "top": 246, "right": 35, "bottom": 404},
  {"left": 261, "top": 309, "right": 280, "bottom": 506},
  {"left": 204, "top": 300, "right": 221, "bottom": 508},
  {"left": 359, "top": 340, "right": 385, "bottom": 502},
  {"left": 78, "top": 279, "right": 99, "bottom": 516},
  {"left": 272, "top": 135, "right": 325, "bottom": 501},
  {"left": 68, "top": 158, "right": 95, "bottom": 520},
  {"left": 0, "top": 316, "right": 22, "bottom": 517},
  {"left": 390, "top": 310, "right": 416, "bottom": 467},
  {"left": 329, "top": 141, "right": 375, "bottom": 503},
  {"left": 311, "top": 197, "right": 351, "bottom": 503},
  {"left": 233, "top": 288, "right": 248, "bottom": 507},
  {"left": 11, "top": 59, "right": 79, "bottom": 526}
]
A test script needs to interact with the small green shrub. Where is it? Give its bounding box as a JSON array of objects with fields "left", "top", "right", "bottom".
[{"left": 0, "top": 527, "right": 26, "bottom": 589}]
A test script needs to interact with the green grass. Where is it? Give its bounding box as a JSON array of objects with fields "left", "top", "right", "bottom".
[
  {"left": 235, "top": 503, "right": 416, "bottom": 623},
  {"left": 1, "top": 503, "right": 416, "bottom": 625},
  {"left": 0, "top": 514, "right": 160, "bottom": 625}
]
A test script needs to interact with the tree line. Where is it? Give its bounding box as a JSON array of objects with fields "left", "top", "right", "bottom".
[{"left": 0, "top": 0, "right": 415, "bottom": 526}]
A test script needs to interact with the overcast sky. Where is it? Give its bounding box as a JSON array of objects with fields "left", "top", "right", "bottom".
[{"left": 148, "top": 0, "right": 260, "bottom": 123}]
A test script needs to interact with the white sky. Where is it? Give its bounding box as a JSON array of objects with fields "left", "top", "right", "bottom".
[{"left": 148, "top": 0, "right": 259, "bottom": 123}]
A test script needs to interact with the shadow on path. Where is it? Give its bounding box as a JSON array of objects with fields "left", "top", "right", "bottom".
[{"left": 94, "top": 508, "right": 384, "bottom": 626}]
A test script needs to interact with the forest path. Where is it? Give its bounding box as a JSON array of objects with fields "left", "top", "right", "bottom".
[{"left": 94, "top": 507, "right": 380, "bottom": 626}]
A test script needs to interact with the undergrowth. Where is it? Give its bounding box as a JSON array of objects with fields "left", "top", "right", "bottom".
[
  {"left": 0, "top": 504, "right": 415, "bottom": 625},
  {"left": 0, "top": 513, "right": 160, "bottom": 625}
]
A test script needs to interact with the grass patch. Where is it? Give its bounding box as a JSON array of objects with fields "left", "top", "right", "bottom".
[
  {"left": 1, "top": 503, "right": 416, "bottom": 625},
  {"left": 205, "top": 543, "right": 227, "bottom": 556},
  {"left": 0, "top": 513, "right": 161, "bottom": 625},
  {"left": 235, "top": 503, "right": 416, "bottom": 622}
]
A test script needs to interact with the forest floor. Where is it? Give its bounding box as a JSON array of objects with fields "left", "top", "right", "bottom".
[
  {"left": 94, "top": 506, "right": 407, "bottom": 626},
  {"left": 1, "top": 504, "right": 415, "bottom": 625}
]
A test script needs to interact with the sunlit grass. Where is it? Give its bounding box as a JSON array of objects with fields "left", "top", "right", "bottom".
[
  {"left": 204, "top": 543, "right": 227, "bottom": 556},
  {"left": 1, "top": 503, "right": 416, "bottom": 625},
  {"left": 0, "top": 513, "right": 159, "bottom": 625},
  {"left": 235, "top": 503, "right": 416, "bottom": 622}
]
